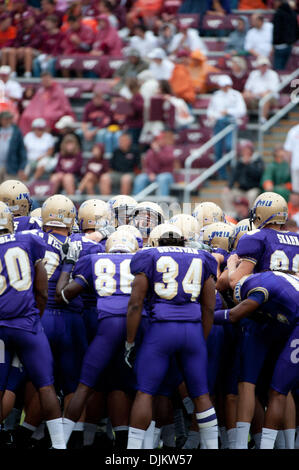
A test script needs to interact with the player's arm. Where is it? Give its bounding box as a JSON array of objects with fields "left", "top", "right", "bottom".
[
  {"left": 34, "top": 260, "right": 48, "bottom": 317},
  {"left": 227, "top": 254, "right": 255, "bottom": 289},
  {"left": 216, "top": 268, "right": 230, "bottom": 292},
  {"left": 214, "top": 298, "right": 260, "bottom": 325},
  {"left": 127, "top": 273, "right": 149, "bottom": 344},
  {"left": 200, "top": 276, "right": 216, "bottom": 340},
  {"left": 55, "top": 276, "right": 84, "bottom": 304}
]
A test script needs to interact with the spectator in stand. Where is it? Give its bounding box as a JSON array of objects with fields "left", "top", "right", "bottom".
[
  {"left": 100, "top": 133, "right": 140, "bottom": 195},
  {"left": 91, "top": 14, "right": 122, "bottom": 57},
  {"left": 10, "top": 0, "right": 32, "bottom": 28},
  {"left": 167, "top": 22, "right": 208, "bottom": 56},
  {"left": 50, "top": 134, "right": 82, "bottom": 195},
  {"left": 37, "top": 0, "right": 63, "bottom": 26},
  {"left": 206, "top": 0, "right": 231, "bottom": 14},
  {"left": 186, "top": 50, "right": 220, "bottom": 94},
  {"left": 288, "top": 192, "right": 299, "bottom": 227},
  {"left": 0, "top": 13, "right": 16, "bottom": 50},
  {"left": 19, "top": 71, "right": 74, "bottom": 134},
  {"left": 60, "top": 15, "right": 94, "bottom": 76},
  {"left": 224, "top": 16, "right": 249, "bottom": 56},
  {"left": 147, "top": 48, "right": 175, "bottom": 80},
  {"left": 54, "top": 115, "right": 81, "bottom": 153},
  {"left": 132, "top": 131, "right": 175, "bottom": 197},
  {"left": 33, "top": 15, "right": 63, "bottom": 77},
  {"left": 137, "top": 70, "right": 160, "bottom": 143},
  {"left": 127, "top": 0, "right": 163, "bottom": 27},
  {"left": 207, "top": 75, "right": 247, "bottom": 180},
  {"left": 179, "top": 0, "right": 208, "bottom": 15},
  {"left": 0, "top": 110, "right": 27, "bottom": 183},
  {"left": 124, "top": 78, "right": 144, "bottom": 145},
  {"left": 78, "top": 88, "right": 114, "bottom": 152},
  {"left": 228, "top": 57, "right": 248, "bottom": 93},
  {"left": 113, "top": 48, "right": 148, "bottom": 93},
  {"left": 77, "top": 143, "right": 109, "bottom": 195},
  {"left": 244, "top": 14, "right": 273, "bottom": 58},
  {"left": 157, "top": 23, "right": 177, "bottom": 54},
  {"left": 261, "top": 144, "right": 292, "bottom": 201},
  {"left": 222, "top": 139, "right": 263, "bottom": 216},
  {"left": 129, "top": 24, "right": 159, "bottom": 57},
  {"left": 2, "top": 11, "right": 42, "bottom": 77},
  {"left": 243, "top": 56, "right": 280, "bottom": 122},
  {"left": 0, "top": 65, "right": 23, "bottom": 101},
  {"left": 169, "top": 50, "right": 196, "bottom": 105},
  {"left": 24, "top": 117, "right": 56, "bottom": 181},
  {"left": 238, "top": 0, "right": 269, "bottom": 9},
  {"left": 272, "top": 0, "right": 299, "bottom": 70},
  {"left": 158, "top": 79, "right": 194, "bottom": 129},
  {"left": 284, "top": 123, "right": 299, "bottom": 193},
  {"left": 98, "top": 0, "right": 119, "bottom": 28}
]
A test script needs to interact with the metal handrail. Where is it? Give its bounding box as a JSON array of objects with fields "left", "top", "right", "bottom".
[
  {"left": 258, "top": 69, "right": 299, "bottom": 155},
  {"left": 184, "top": 123, "right": 236, "bottom": 187},
  {"left": 134, "top": 182, "right": 158, "bottom": 201}
]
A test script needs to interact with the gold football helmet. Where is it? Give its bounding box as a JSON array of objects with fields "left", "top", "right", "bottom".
[
  {"left": 202, "top": 222, "right": 235, "bottom": 251},
  {"left": 117, "top": 224, "right": 143, "bottom": 240},
  {"left": 108, "top": 195, "right": 137, "bottom": 227},
  {"left": 250, "top": 192, "right": 288, "bottom": 229},
  {"left": 30, "top": 208, "right": 42, "bottom": 218},
  {"left": 78, "top": 199, "right": 111, "bottom": 232},
  {"left": 192, "top": 202, "right": 224, "bottom": 229},
  {"left": 42, "top": 195, "right": 76, "bottom": 230},
  {"left": 105, "top": 230, "right": 139, "bottom": 253},
  {"left": 233, "top": 218, "right": 255, "bottom": 249},
  {"left": 0, "top": 180, "right": 32, "bottom": 217},
  {"left": 131, "top": 201, "right": 165, "bottom": 237},
  {"left": 169, "top": 213, "right": 200, "bottom": 242},
  {"left": 148, "top": 223, "right": 183, "bottom": 247},
  {"left": 0, "top": 201, "right": 14, "bottom": 234}
]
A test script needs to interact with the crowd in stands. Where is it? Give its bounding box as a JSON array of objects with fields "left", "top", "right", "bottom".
[{"left": 0, "top": 0, "right": 298, "bottom": 221}]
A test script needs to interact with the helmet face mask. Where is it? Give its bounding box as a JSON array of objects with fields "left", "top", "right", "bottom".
[
  {"left": 131, "top": 202, "right": 165, "bottom": 237},
  {"left": 108, "top": 195, "right": 137, "bottom": 228},
  {"left": 0, "top": 180, "right": 32, "bottom": 217}
]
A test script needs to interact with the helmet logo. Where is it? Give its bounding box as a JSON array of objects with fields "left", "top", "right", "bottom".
[{"left": 256, "top": 200, "right": 272, "bottom": 207}]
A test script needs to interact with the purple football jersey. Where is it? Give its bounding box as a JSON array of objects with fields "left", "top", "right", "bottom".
[
  {"left": 73, "top": 252, "right": 141, "bottom": 319},
  {"left": 14, "top": 216, "right": 42, "bottom": 233},
  {"left": 130, "top": 246, "right": 217, "bottom": 322},
  {"left": 213, "top": 247, "right": 230, "bottom": 272},
  {"left": 236, "top": 228, "right": 299, "bottom": 273},
  {"left": 234, "top": 271, "right": 299, "bottom": 327},
  {"left": 34, "top": 230, "right": 102, "bottom": 311},
  {"left": 0, "top": 232, "right": 46, "bottom": 332}
]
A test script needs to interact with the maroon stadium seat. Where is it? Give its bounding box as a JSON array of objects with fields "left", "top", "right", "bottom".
[
  {"left": 28, "top": 181, "right": 55, "bottom": 198},
  {"left": 177, "top": 14, "right": 200, "bottom": 29},
  {"left": 204, "top": 40, "right": 227, "bottom": 52},
  {"left": 202, "top": 15, "right": 227, "bottom": 31},
  {"left": 176, "top": 128, "right": 211, "bottom": 144},
  {"left": 162, "top": 0, "right": 182, "bottom": 15},
  {"left": 193, "top": 96, "right": 211, "bottom": 110},
  {"left": 149, "top": 97, "right": 176, "bottom": 128}
]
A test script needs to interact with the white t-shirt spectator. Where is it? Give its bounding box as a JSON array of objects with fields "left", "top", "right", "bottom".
[
  {"left": 130, "top": 32, "right": 159, "bottom": 57},
  {"left": 244, "top": 69, "right": 280, "bottom": 98},
  {"left": 284, "top": 124, "right": 299, "bottom": 170},
  {"left": 24, "top": 131, "right": 55, "bottom": 163},
  {"left": 4, "top": 79, "right": 23, "bottom": 100},
  {"left": 149, "top": 58, "right": 175, "bottom": 80},
  {"left": 168, "top": 29, "right": 208, "bottom": 56},
  {"left": 244, "top": 21, "right": 273, "bottom": 58},
  {"left": 207, "top": 88, "right": 247, "bottom": 123}
]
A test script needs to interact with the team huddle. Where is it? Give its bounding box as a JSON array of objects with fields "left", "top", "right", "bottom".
[{"left": 0, "top": 180, "right": 298, "bottom": 450}]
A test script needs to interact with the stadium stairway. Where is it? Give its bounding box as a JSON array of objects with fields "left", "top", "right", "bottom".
[{"left": 188, "top": 105, "right": 299, "bottom": 207}]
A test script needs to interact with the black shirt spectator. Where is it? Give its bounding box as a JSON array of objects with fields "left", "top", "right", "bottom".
[
  {"left": 110, "top": 144, "right": 140, "bottom": 173},
  {"left": 273, "top": 0, "right": 299, "bottom": 70}
]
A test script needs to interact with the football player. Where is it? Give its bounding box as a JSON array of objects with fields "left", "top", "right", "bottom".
[
  {"left": 0, "top": 201, "right": 65, "bottom": 449},
  {"left": 130, "top": 201, "right": 165, "bottom": 244},
  {"left": 124, "top": 224, "right": 219, "bottom": 449},
  {"left": 192, "top": 202, "right": 225, "bottom": 229},
  {"left": 0, "top": 180, "right": 42, "bottom": 232},
  {"left": 54, "top": 230, "right": 147, "bottom": 448},
  {"left": 169, "top": 214, "right": 200, "bottom": 244},
  {"left": 214, "top": 271, "right": 299, "bottom": 449},
  {"left": 108, "top": 195, "right": 137, "bottom": 228}
]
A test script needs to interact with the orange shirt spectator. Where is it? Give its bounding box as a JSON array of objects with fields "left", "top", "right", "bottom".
[
  {"left": 0, "top": 14, "right": 16, "bottom": 47},
  {"left": 187, "top": 50, "right": 220, "bottom": 94},
  {"left": 169, "top": 51, "right": 196, "bottom": 104},
  {"left": 238, "top": 0, "right": 268, "bottom": 9}
]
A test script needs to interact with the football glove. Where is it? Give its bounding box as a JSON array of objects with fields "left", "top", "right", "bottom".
[
  {"left": 61, "top": 241, "right": 82, "bottom": 265},
  {"left": 98, "top": 225, "right": 115, "bottom": 240},
  {"left": 124, "top": 341, "right": 136, "bottom": 369}
]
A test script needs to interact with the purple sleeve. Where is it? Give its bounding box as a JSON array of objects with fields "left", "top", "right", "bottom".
[
  {"left": 73, "top": 255, "right": 93, "bottom": 287},
  {"left": 236, "top": 233, "right": 263, "bottom": 264},
  {"left": 130, "top": 249, "right": 153, "bottom": 278},
  {"left": 202, "top": 252, "right": 217, "bottom": 282},
  {"left": 30, "top": 233, "right": 46, "bottom": 263},
  {"left": 247, "top": 291, "right": 267, "bottom": 305}
]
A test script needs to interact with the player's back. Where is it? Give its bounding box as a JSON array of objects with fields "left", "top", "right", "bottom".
[
  {"left": 0, "top": 231, "right": 46, "bottom": 328},
  {"left": 14, "top": 216, "right": 42, "bottom": 232},
  {"left": 235, "top": 271, "right": 299, "bottom": 327},
  {"left": 130, "top": 246, "right": 217, "bottom": 321},
  {"left": 236, "top": 228, "right": 299, "bottom": 273}
]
